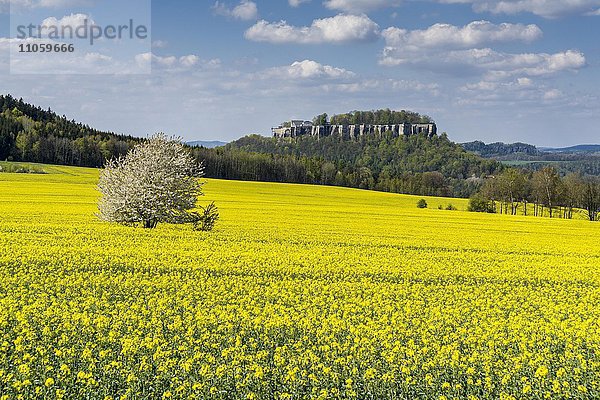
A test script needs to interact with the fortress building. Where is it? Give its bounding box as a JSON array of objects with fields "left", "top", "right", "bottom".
[{"left": 272, "top": 120, "right": 437, "bottom": 140}]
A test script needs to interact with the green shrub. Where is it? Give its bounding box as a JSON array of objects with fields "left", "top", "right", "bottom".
[
  {"left": 417, "top": 199, "right": 428, "bottom": 209},
  {"left": 192, "top": 202, "right": 220, "bottom": 232},
  {"left": 468, "top": 195, "right": 495, "bottom": 213}
]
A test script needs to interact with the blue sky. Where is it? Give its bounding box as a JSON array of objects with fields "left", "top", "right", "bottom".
[{"left": 1, "top": 0, "right": 599, "bottom": 146}]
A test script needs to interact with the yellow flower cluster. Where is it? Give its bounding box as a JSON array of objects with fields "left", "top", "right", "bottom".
[{"left": 1, "top": 167, "right": 600, "bottom": 399}]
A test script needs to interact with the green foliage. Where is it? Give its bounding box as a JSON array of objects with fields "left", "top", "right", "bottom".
[
  {"left": 208, "top": 132, "right": 501, "bottom": 198},
  {"left": 0, "top": 94, "right": 141, "bottom": 167},
  {"left": 468, "top": 194, "right": 496, "bottom": 213},
  {"left": 417, "top": 199, "right": 428, "bottom": 209},
  {"left": 0, "top": 162, "right": 47, "bottom": 174},
  {"left": 312, "top": 113, "right": 328, "bottom": 126},
  {"left": 446, "top": 204, "right": 457, "bottom": 211},
  {"left": 192, "top": 201, "right": 220, "bottom": 232},
  {"left": 462, "top": 141, "right": 540, "bottom": 157},
  {"left": 328, "top": 109, "right": 433, "bottom": 125}
]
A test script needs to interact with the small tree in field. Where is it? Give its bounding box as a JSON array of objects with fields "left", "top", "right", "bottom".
[{"left": 97, "top": 134, "right": 205, "bottom": 229}]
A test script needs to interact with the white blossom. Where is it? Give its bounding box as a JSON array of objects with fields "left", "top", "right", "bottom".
[{"left": 97, "top": 134, "right": 203, "bottom": 228}]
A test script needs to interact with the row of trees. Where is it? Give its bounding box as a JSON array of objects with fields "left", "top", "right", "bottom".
[
  {"left": 471, "top": 166, "right": 600, "bottom": 221},
  {"left": 328, "top": 109, "right": 433, "bottom": 126}
]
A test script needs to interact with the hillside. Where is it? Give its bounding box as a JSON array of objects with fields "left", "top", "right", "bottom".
[
  {"left": 541, "top": 144, "right": 600, "bottom": 153},
  {"left": 214, "top": 129, "right": 501, "bottom": 197},
  {"left": 0, "top": 94, "right": 140, "bottom": 167},
  {"left": 461, "top": 141, "right": 541, "bottom": 158},
  {"left": 461, "top": 140, "right": 600, "bottom": 176}
]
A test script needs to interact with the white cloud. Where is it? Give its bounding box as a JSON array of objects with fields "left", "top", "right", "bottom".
[
  {"left": 380, "top": 21, "right": 585, "bottom": 81},
  {"left": 40, "top": 13, "right": 96, "bottom": 34},
  {"left": 260, "top": 60, "right": 356, "bottom": 80},
  {"left": 458, "top": 77, "right": 568, "bottom": 108},
  {"left": 382, "top": 21, "right": 542, "bottom": 50},
  {"left": 1, "top": 0, "right": 91, "bottom": 13},
  {"left": 135, "top": 53, "right": 221, "bottom": 71},
  {"left": 288, "top": 0, "right": 310, "bottom": 6},
  {"left": 382, "top": 46, "right": 586, "bottom": 78},
  {"left": 544, "top": 89, "right": 563, "bottom": 100},
  {"left": 479, "top": 49, "right": 587, "bottom": 79},
  {"left": 517, "top": 77, "right": 533, "bottom": 86},
  {"left": 152, "top": 40, "right": 168, "bottom": 48},
  {"left": 245, "top": 14, "right": 379, "bottom": 44},
  {"left": 83, "top": 52, "right": 112, "bottom": 63},
  {"left": 213, "top": 0, "right": 258, "bottom": 21},
  {"left": 438, "top": 0, "right": 600, "bottom": 18},
  {"left": 322, "top": 78, "right": 440, "bottom": 95},
  {"left": 180, "top": 55, "right": 200, "bottom": 67},
  {"left": 323, "top": 0, "right": 402, "bottom": 13}
]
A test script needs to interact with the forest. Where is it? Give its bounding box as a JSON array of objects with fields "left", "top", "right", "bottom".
[{"left": 0, "top": 95, "right": 139, "bottom": 167}]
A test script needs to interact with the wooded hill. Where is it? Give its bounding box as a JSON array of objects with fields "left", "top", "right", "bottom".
[
  {"left": 195, "top": 118, "right": 501, "bottom": 198},
  {"left": 0, "top": 95, "right": 140, "bottom": 167},
  {"left": 461, "top": 140, "right": 600, "bottom": 177}
]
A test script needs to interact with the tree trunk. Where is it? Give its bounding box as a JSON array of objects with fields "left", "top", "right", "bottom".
[{"left": 143, "top": 219, "right": 158, "bottom": 229}]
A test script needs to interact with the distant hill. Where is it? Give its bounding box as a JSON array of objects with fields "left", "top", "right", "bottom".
[
  {"left": 461, "top": 141, "right": 541, "bottom": 157},
  {"left": 187, "top": 140, "right": 227, "bottom": 148},
  {"left": 540, "top": 145, "right": 600, "bottom": 153},
  {"left": 461, "top": 140, "right": 600, "bottom": 177}
]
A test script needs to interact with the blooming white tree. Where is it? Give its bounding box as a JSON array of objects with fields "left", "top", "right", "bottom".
[{"left": 97, "top": 134, "right": 204, "bottom": 228}]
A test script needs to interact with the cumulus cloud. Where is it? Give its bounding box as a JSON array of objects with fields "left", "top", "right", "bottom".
[
  {"left": 380, "top": 21, "right": 585, "bottom": 80},
  {"left": 260, "top": 60, "right": 356, "bottom": 80},
  {"left": 212, "top": 0, "right": 258, "bottom": 21},
  {"left": 40, "top": 13, "right": 96, "bottom": 33},
  {"left": 383, "top": 46, "right": 586, "bottom": 80},
  {"left": 382, "top": 21, "right": 542, "bottom": 50},
  {"left": 245, "top": 14, "right": 379, "bottom": 44},
  {"left": 438, "top": 0, "right": 600, "bottom": 18},
  {"left": 323, "top": 0, "right": 402, "bottom": 13},
  {"left": 457, "top": 77, "right": 569, "bottom": 108}
]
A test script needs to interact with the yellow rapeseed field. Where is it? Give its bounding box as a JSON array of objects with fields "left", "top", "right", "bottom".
[{"left": 1, "top": 165, "right": 600, "bottom": 399}]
